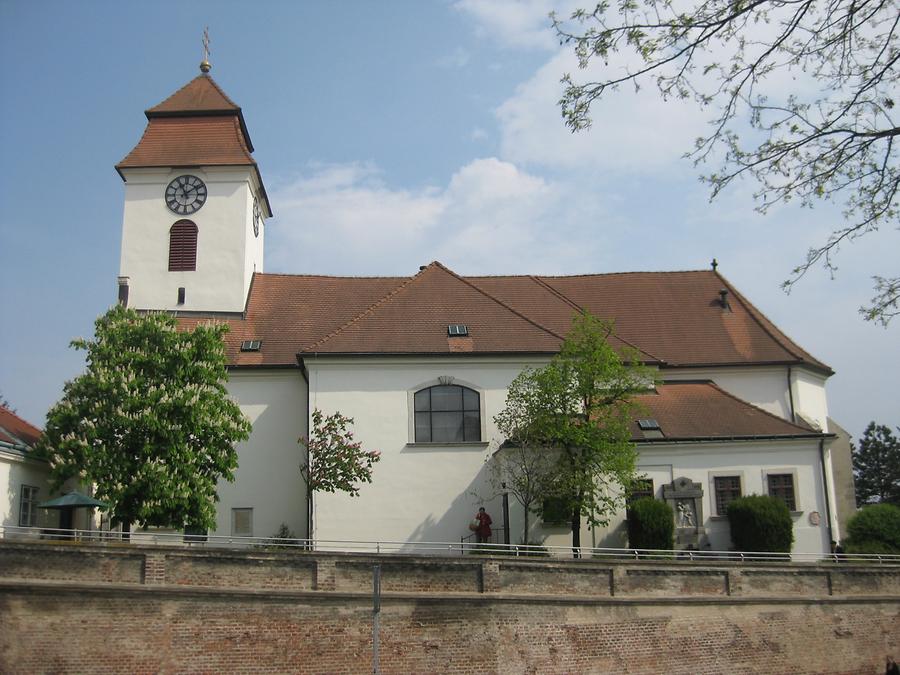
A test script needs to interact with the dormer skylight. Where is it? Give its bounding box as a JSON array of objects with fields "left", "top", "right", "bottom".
[
  {"left": 240, "top": 340, "right": 262, "bottom": 352},
  {"left": 638, "top": 419, "right": 660, "bottom": 430},
  {"left": 448, "top": 324, "right": 468, "bottom": 337}
]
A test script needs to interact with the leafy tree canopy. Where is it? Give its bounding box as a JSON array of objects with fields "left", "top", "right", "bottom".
[
  {"left": 496, "top": 312, "right": 654, "bottom": 549},
  {"left": 853, "top": 421, "right": 900, "bottom": 506},
  {"left": 299, "top": 408, "right": 381, "bottom": 497},
  {"left": 554, "top": 0, "right": 899, "bottom": 324},
  {"left": 39, "top": 305, "right": 251, "bottom": 531}
]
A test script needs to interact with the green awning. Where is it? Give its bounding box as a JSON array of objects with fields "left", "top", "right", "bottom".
[{"left": 39, "top": 491, "right": 108, "bottom": 509}]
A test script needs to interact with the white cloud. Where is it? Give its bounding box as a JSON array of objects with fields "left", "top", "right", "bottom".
[
  {"left": 267, "top": 158, "right": 615, "bottom": 277},
  {"left": 453, "top": 0, "right": 560, "bottom": 51},
  {"left": 496, "top": 49, "right": 709, "bottom": 172}
]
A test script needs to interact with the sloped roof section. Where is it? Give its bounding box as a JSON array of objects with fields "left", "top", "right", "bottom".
[
  {"left": 533, "top": 271, "right": 829, "bottom": 373},
  {"left": 117, "top": 117, "right": 254, "bottom": 168},
  {"left": 0, "top": 405, "right": 42, "bottom": 451},
  {"left": 630, "top": 381, "right": 821, "bottom": 441},
  {"left": 174, "top": 264, "right": 831, "bottom": 372},
  {"left": 303, "top": 262, "right": 566, "bottom": 355},
  {"left": 177, "top": 273, "right": 408, "bottom": 366},
  {"left": 146, "top": 75, "right": 241, "bottom": 117}
]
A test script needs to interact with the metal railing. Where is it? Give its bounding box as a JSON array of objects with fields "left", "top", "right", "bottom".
[{"left": 2, "top": 525, "right": 899, "bottom": 564}]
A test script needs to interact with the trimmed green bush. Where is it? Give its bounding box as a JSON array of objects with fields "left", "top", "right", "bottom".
[
  {"left": 844, "top": 503, "right": 900, "bottom": 554},
  {"left": 727, "top": 495, "right": 793, "bottom": 553},
  {"left": 627, "top": 498, "right": 674, "bottom": 550}
]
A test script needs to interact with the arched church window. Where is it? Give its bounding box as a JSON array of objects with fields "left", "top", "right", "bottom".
[
  {"left": 414, "top": 385, "right": 481, "bottom": 442},
  {"left": 168, "top": 220, "right": 198, "bottom": 271}
]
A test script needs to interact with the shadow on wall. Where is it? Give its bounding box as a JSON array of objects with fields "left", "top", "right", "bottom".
[{"left": 403, "top": 458, "right": 501, "bottom": 551}]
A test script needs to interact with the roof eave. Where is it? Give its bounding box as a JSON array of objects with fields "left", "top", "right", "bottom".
[{"left": 634, "top": 432, "right": 834, "bottom": 444}]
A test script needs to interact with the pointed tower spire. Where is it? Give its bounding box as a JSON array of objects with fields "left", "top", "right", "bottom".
[{"left": 200, "top": 27, "right": 211, "bottom": 74}]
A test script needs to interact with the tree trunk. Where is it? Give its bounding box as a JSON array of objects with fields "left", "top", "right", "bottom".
[
  {"left": 523, "top": 509, "right": 530, "bottom": 546},
  {"left": 121, "top": 520, "right": 131, "bottom": 542},
  {"left": 571, "top": 505, "right": 581, "bottom": 558}
]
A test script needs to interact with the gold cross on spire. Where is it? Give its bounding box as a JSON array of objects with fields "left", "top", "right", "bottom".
[{"left": 200, "top": 27, "right": 211, "bottom": 73}]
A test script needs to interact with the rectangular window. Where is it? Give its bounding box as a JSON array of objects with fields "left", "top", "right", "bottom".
[
  {"left": 714, "top": 476, "right": 742, "bottom": 515},
  {"left": 232, "top": 508, "right": 253, "bottom": 537},
  {"left": 767, "top": 474, "right": 796, "bottom": 511},
  {"left": 542, "top": 497, "right": 570, "bottom": 526},
  {"left": 628, "top": 478, "right": 654, "bottom": 504},
  {"left": 19, "top": 485, "right": 39, "bottom": 527}
]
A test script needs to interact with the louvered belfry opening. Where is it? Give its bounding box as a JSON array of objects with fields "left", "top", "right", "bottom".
[{"left": 169, "top": 220, "right": 198, "bottom": 271}]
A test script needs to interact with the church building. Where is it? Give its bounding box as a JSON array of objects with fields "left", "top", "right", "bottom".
[{"left": 115, "top": 63, "right": 843, "bottom": 555}]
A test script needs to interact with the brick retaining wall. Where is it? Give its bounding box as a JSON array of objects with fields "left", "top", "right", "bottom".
[{"left": 0, "top": 541, "right": 897, "bottom": 674}]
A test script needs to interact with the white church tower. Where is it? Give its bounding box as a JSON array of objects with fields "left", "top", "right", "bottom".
[{"left": 116, "top": 57, "right": 271, "bottom": 313}]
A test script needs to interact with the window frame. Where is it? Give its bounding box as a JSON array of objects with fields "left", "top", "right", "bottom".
[
  {"left": 707, "top": 470, "right": 745, "bottom": 518},
  {"left": 408, "top": 379, "right": 485, "bottom": 445},
  {"left": 764, "top": 470, "right": 799, "bottom": 512},
  {"left": 231, "top": 507, "right": 253, "bottom": 537},
  {"left": 19, "top": 484, "right": 39, "bottom": 527},
  {"left": 713, "top": 475, "right": 742, "bottom": 516}
]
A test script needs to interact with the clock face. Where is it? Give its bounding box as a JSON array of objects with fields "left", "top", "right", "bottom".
[
  {"left": 165, "top": 175, "right": 207, "bottom": 215},
  {"left": 252, "top": 197, "right": 261, "bottom": 237}
]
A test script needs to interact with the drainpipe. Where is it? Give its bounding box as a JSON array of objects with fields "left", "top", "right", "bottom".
[{"left": 819, "top": 437, "right": 835, "bottom": 546}]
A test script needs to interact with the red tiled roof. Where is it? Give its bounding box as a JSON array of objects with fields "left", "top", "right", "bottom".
[
  {"left": 146, "top": 75, "right": 240, "bottom": 117},
  {"left": 630, "top": 382, "right": 820, "bottom": 440},
  {"left": 175, "top": 263, "right": 831, "bottom": 373},
  {"left": 0, "top": 405, "right": 41, "bottom": 449},
  {"left": 117, "top": 116, "right": 255, "bottom": 168}
]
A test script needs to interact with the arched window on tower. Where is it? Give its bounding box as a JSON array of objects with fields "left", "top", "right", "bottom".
[{"left": 169, "top": 220, "right": 198, "bottom": 271}]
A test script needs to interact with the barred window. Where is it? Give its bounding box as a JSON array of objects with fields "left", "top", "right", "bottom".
[
  {"left": 714, "top": 476, "right": 742, "bottom": 515},
  {"left": 19, "top": 485, "right": 39, "bottom": 527},
  {"left": 767, "top": 474, "right": 796, "bottom": 511},
  {"left": 414, "top": 385, "right": 480, "bottom": 443},
  {"left": 168, "top": 220, "right": 198, "bottom": 271}
]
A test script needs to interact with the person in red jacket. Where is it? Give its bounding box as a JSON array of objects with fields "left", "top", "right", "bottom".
[{"left": 475, "top": 507, "right": 493, "bottom": 544}]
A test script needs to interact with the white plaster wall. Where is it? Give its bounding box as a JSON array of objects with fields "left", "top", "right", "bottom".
[
  {"left": 307, "top": 356, "right": 549, "bottom": 548},
  {"left": 119, "top": 166, "right": 262, "bottom": 313},
  {"left": 791, "top": 368, "right": 830, "bottom": 432},
  {"left": 585, "top": 440, "right": 831, "bottom": 555},
  {"left": 214, "top": 369, "right": 308, "bottom": 539},
  {"left": 0, "top": 454, "right": 63, "bottom": 529},
  {"left": 661, "top": 366, "right": 793, "bottom": 420}
]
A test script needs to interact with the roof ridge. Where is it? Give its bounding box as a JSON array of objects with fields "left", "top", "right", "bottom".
[
  {"left": 301, "top": 269, "right": 424, "bottom": 351},
  {"left": 431, "top": 262, "right": 567, "bottom": 342},
  {"left": 304, "top": 261, "right": 569, "bottom": 352},
  {"left": 532, "top": 275, "right": 667, "bottom": 364},
  {"left": 203, "top": 75, "right": 241, "bottom": 110},
  {"left": 699, "top": 380, "right": 822, "bottom": 434},
  {"left": 716, "top": 272, "right": 831, "bottom": 373}
]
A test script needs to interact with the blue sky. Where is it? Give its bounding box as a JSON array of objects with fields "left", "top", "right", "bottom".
[{"left": 1, "top": 0, "right": 897, "bottom": 442}]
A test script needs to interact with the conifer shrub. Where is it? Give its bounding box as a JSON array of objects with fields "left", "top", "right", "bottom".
[
  {"left": 844, "top": 503, "right": 900, "bottom": 554},
  {"left": 627, "top": 498, "right": 674, "bottom": 551},
  {"left": 726, "top": 495, "right": 793, "bottom": 553}
]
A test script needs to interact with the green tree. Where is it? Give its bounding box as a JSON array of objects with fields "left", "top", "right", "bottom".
[
  {"left": 496, "top": 312, "right": 653, "bottom": 553},
  {"left": 39, "top": 305, "right": 251, "bottom": 533},
  {"left": 853, "top": 422, "right": 900, "bottom": 506},
  {"left": 299, "top": 408, "right": 381, "bottom": 537},
  {"left": 553, "top": 2, "right": 899, "bottom": 325}
]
